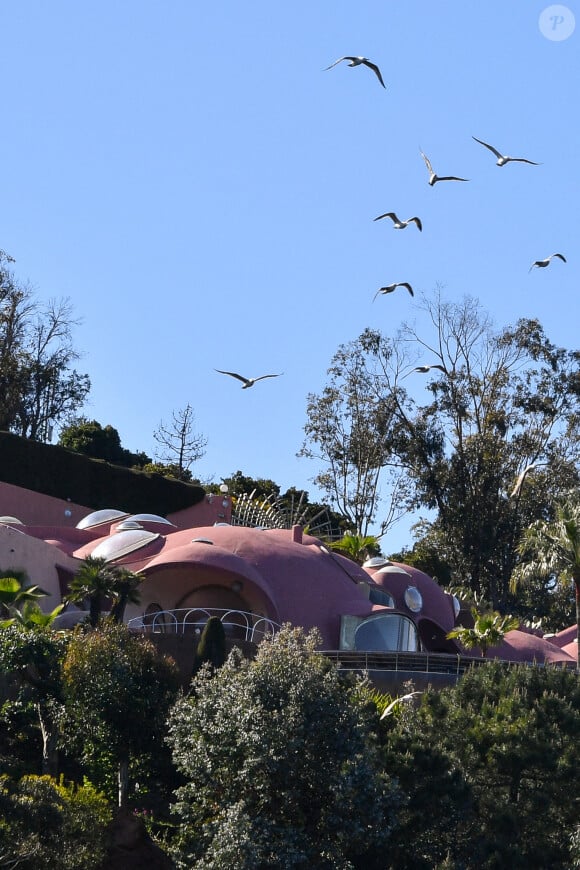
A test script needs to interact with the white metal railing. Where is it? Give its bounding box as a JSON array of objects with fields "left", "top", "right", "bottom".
[
  {"left": 128, "top": 608, "right": 280, "bottom": 643},
  {"left": 320, "top": 650, "right": 577, "bottom": 675}
]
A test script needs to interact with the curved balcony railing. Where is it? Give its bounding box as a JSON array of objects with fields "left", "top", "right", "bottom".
[{"left": 127, "top": 608, "right": 280, "bottom": 644}]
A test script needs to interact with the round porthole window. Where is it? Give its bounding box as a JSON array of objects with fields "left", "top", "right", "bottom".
[{"left": 404, "top": 585, "right": 423, "bottom": 613}]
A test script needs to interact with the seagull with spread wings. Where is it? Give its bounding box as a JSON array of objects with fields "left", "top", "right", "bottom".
[
  {"left": 380, "top": 691, "right": 423, "bottom": 719},
  {"left": 420, "top": 149, "right": 469, "bottom": 186},
  {"left": 324, "top": 56, "right": 386, "bottom": 88},
  {"left": 373, "top": 282, "right": 414, "bottom": 301},
  {"left": 215, "top": 370, "right": 283, "bottom": 389},
  {"left": 529, "top": 253, "right": 566, "bottom": 272},
  {"left": 472, "top": 136, "right": 540, "bottom": 167},
  {"left": 405, "top": 364, "right": 447, "bottom": 377},
  {"left": 373, "top": 212, "right": 422, "bottom": 231}
]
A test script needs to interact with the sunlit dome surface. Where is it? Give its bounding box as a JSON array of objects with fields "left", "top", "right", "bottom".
[
  {"left": 126, "top": 514, "right": 175, "bottom": 526},
  {"left": 90, "top": 529, "right": 160, "bottom": 562},
  {"left": 375, "top": 565, "right": 412, "bottom": 577},
  {"left": 363, "top": 556, "right": 393, "bottom": 569},
  {"left": 114, "top": 520, "right": 144, "bottom": 531},
  {"left": 77, "top": 509, "right": 129, "bottom": 529},
  {"left": 0, "top": 516, "right": 23, "bottom": 524}
]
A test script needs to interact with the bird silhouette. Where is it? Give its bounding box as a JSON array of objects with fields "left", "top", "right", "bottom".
[
  {"left": 373, "top": 282, "right": 414, "bottom": 301},
  {"left": 472, "top": 136, "right": 540, "bottom": 167},
  {"left": 380, "top": 691, "right": 423, "bottom": 719},
  {"left": 215, "top": 370, "right": 283, "bottom": 389},
  {"left": 324, "top": 56, "right": 386, "bottom": 88},
  {"left": 405, "top": 364, "right": 447, "bottom": 377},
  {"left": 420, "top": 149, "right": 469, "bottom": 186},
  {"left": 373, "top": 212, "right": 422, "bottom": 231},
  {"left": 529, "top": 253, "right": 566, "bottom": 272}
]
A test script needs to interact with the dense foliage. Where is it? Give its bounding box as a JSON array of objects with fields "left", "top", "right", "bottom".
[
  {"left": 167, "top": 626, "right": 397, "bottom": 869},
  {"left": 383, "top": 662, "right": 580, "bottom": 869},
  {"left": 62, "top": 622, "right": 180, "bottom": 808},
  {"left": 303, "top": 295, "right": 580, "bottom": 617}
]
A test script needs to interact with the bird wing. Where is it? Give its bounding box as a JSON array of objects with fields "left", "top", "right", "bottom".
[
  {"left": 215, "top": 369, "right": 250, "bottom": 385},
  {"left": 400, "top": 283, "right": 414, "bottom": 296},
  {"left": 253, "top": 373, "right": 283, "bottom": 382},
  {"left": 324, "top": 56, "right": 351, "bottom": 70},
  {"left": 420, "top": 150, "right": 434, "bottom": 176},
  {"left": 408, "top": 217, "right": 422, "bottom": 231},
  {"left": 438, "top": 176, "right": 469, "bottom": 182},
  {"left": 551, "top": 253, "right": 567, "bottom": 262},
  {"left": 472, "top": 136, "right": 503, "bottom": 159},
  {"left": 362, "top": 59, "right": 386, "bottom": 87},
  {"left": 373, "top": 212, "right": 397, "bottom": 223},
  {"left": 508, "top": 157, "right": 540, "bottom": 165}
]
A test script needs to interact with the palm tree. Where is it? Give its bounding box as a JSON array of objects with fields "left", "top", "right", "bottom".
[
  {"left": 0, "top": 572, "right": 48, "bottom": 618},
  {"left": 66, "top": 556, "right": 117, "bottom": 627},
  {"left": 328, "top": 533, "right": 380, "bottom": 565},
  {"left": 512, "top": 499, "right": 580, "bottom": 669},
  {"left": 0, "top": 600, "right": 64, "bottom": 629},
  {"left": 109, "top": 568, "right": 145, "bottom": 623},
  {"left": 447, "top": 607, "right": 519, "bottom": 658}
]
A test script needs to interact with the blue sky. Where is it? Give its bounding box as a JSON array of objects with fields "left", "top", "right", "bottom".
[{"left": 1, "top": 2, "right": 578, "bottom": 550}]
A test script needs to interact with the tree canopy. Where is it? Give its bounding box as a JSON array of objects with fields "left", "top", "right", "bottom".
[
  {"left": 0, "top": 256, "right": 90, "bottom": 440},
  {"left": 302, "top": 293, "right": 580, "bottom": 614},
  {"left": 167, "top": 625, "right": 397, "bottom": 869}
]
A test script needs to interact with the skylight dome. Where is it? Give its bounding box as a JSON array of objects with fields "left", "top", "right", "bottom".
[
  {"left": 76, "top": 509, "right": 129, "bottom": 530},
  {"left": 90, "top": 529, "right": 160, "bottom": 562}
]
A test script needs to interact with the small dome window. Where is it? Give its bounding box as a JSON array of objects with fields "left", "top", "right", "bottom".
[
  {"left": 90, "top": 529, "right": 160, "bottom": 562},
  {"left": 77, "top": 509, "right": 129, "bottom": 529},
  {"left": 404, "top": 586, "right": 423, "bottom": 613}
]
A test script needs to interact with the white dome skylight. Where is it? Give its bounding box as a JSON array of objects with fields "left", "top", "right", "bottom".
[
  {"left": 77, "top": 509, "right": 129, "bottom": 530},
  {"left": 90, "top": 529, "right": 160, "bottom": 562}
]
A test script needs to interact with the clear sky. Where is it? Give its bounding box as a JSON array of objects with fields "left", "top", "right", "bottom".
[{"left": 1, "top": 2, "right": 578, "bottom": 550}]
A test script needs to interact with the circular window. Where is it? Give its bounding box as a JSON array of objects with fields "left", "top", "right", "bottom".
[{"left": 404, "top": 586, "right": 423, "bottom": 613}]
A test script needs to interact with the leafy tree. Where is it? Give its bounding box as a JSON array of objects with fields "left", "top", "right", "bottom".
[
  {"left": 62, "top": 622, "right": 180, "bottom": 808},
  {"left": 167, "top": 625, "right": 397, "bottom": 869},
  {"left": 0, "top": 258, "right": 90, "bottom": 440},
  {"left": 303, "top": 294, "right": 580, "bottom": 612},
  {"left": 513, "top": 497, "right": 580, "bottom": 665},
  {"left": 58, "top": 418, "right": 151, "bottom": 468},
  {"left": 382, "top": 662, "right": 580, "bottom": 869},
  {"left": 0, "top": 626, "right": 69, "bottom": 776},
  {"left": 153, "top": 404, "right": 207, "bottom": 481},
  {"left": 446, "top": 608, "right": 519, "bottom": 657},
  {"left": 299, "top": 331, "right": 410, "bottom": 537},
  {"left": 0, "top": 774, "right": 111, "bottom": 870}
]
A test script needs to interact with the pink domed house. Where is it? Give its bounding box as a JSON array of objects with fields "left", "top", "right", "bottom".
[{"left": 0, "top": 434, "right": 576, "bottom": 680}]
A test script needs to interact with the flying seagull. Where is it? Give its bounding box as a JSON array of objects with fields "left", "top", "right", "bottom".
[
  {"left": 405, "top": 364, "right": 447, "bottom": 377},
  {"left": 373, "top": 282, "right": 414, "bottom": 301},
  {"left": 472, "top": 136, "right": 540, "bottom": 167},
  {"left": 373, "top": 212, "right": 422, "bottom": 232},
  {"left": 510, "top": 463, "right": 545, "bottom": 498},
  {"left": 420, "top": 149, "right": 469, "bottom": 186},
  {"left": 380, "top": 691, "right": 423, "bottom": 720},
  {"left": 529, "top": 253, "right": 566, "bottom": 272},
  {"left": 324, "top": 56, "right": 386, "bottom": 88},
  {"left": 215, "top": 370, "right": 283, "bottom": 389}
]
